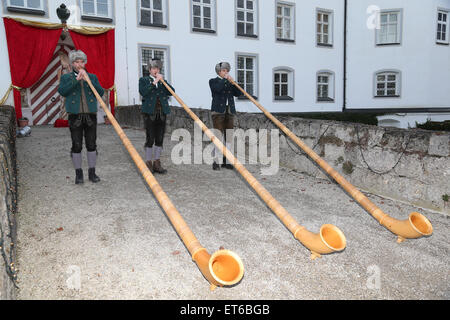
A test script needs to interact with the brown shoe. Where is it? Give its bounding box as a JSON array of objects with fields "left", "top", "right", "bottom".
[
  {"left": 146, "top": 160, "right": 154, "bottom": 173},
  {"left": 153, "top": 159, "right": 167, "bottom": 174}
]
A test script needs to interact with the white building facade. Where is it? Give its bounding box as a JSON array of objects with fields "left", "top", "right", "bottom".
[
  {"left": 346, "top": 0, "right": 450, "bottom": 128},
  {"left": 0, "top": 0, "right": 449, "bottom": 128}
]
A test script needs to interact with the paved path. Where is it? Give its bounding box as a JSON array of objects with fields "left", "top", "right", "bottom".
[{"left": 15, "top": 125, "right": 449, "bottom": 299}]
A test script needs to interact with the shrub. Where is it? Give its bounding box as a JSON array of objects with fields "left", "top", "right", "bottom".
[{"left": 416, "top": 120, "right": 450, "bottom": 132}]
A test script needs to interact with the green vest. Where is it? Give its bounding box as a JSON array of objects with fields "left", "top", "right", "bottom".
[
  {"left": 139, "top": 76, "right": 175, "bottom": 115},
  {"left": 58, "top": 72, "right": 104, "bottom": 114}
]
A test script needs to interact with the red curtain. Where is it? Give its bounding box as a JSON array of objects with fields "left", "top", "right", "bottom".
[
  {"left": 3, "top": 18, "right": 62, "bottom": 120},
  {"left": 69, "top": 29, "right": 116, "bottom": 116}
]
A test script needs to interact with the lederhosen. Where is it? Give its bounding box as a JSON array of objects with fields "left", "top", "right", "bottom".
[
  {"left": 69, "top": 79, "right": 97, "bottom": 154},
  {"left": 210, "top": 77, "right": 237, "bottom": 145},
  {"left": 144, "top": 98, "right": 166, "bottom": 148},
  {"left": 212, "top": 106, "right": 235, "bottom": 136}
]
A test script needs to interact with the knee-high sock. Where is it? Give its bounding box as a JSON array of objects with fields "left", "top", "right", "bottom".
[
  {"left": 145, "top": 147, "right": 153, "bottom": 162},
  {"left": 87, "top": 151, "right": 97, "bottom": 169},
  {"left": 153, "top": 146, "right": 162, "bottom": 161},
  {"left": 72, "top": 152, "right": 82, "bottom": 170}
]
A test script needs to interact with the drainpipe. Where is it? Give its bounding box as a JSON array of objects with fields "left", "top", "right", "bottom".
[{"left": 343, "top": 0, "right": 347, "bottom": 112}]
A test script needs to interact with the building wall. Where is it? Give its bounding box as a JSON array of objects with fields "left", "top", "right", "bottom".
[
  {"left": 117, "top": 0, "right": 345, "bottom": 113},
  {"left": 0, "top": 0, "right": 344, "bottom": 113},
  {"left": 0, "top": 4, "right": 12, "bottom": 106},
  {"left": 346, "top": 0, "right": 450, "bottom": 110},
  {"left": 0, "top": 0, "right": 449, "bottom": 122}
]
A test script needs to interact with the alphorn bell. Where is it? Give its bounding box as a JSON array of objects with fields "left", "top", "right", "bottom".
[
  {"left": 83, "top": 73, "right": 244, "bottom": 290},
  {"left": 228, "top": 78, "right": 433, "bottom": 243},
  {"left": 160, "top": 79, "right": 346, "bottom": 260}
]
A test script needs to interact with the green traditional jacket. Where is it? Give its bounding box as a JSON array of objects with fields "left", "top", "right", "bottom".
[
  {"left": 58, "top": 71, "right": 104, "bottom": 114},
  {"left": 139, "top": 76, "right": 175, "bottom": 115}
]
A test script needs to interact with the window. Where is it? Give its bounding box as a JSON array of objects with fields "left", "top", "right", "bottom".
[
  {"left": 236, "top": 54, "right": 257, "bottom": 98},
  {"left": 81, "top": 0, "right": 113, "bottom": 22},
  {"left": 437, "top": 9, "right": 449, "bottom": 44},
  {"left": 276, "top": 2, "right": 295, "bottom": 42},
  {"left": 140, "top": 46, "right": 168, "bottom": 78},
  {"left": 6, "top": 0, "right": 45, "bottom": 14},
  {"left": 191, "top": 0, "right": 216, "bottom": 33},
  {"left": 236, "top": 0, "right": 258, "bottom": 38},
  {"left": 317, "top": 71, "right": 335, "bottom": 102},
  {"left": 273, "top": 68, "right": 294, "bottom": 100},
  {"left": 375, "top": 71, "right": 400, "bottom": 97},
  {"left": 317, "top": 9, "right": 333, "bottom": 46},
  {"left": 139, "top": 0, "right": 167, "bottom": 28},
  {"left": 376, "top": 11, "right": 402, "bottom": 45}
]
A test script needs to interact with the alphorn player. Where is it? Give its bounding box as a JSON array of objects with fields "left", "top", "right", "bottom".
[
  {"left": 209, "top": 62, "right": 242, "bottom": 170},
  {"left": 138, "top": 58, "right": 175, "bottom": 174},
  {"left": 58, "top": 50, "right": 104, "bottom": 184}
]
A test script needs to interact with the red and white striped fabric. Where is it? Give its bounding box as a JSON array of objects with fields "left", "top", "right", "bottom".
[{"left": 27, "top": 44, "right": 73, "bottom": 126}]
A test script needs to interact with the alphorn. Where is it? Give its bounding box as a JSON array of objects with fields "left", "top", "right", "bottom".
[
  {"left": 160, "top": 79, "right": 346, "bottom": 260},
  {"left": 229, "top": 78, "right": 433, "bottom": 243},
  {"left": 84, "top": 74, "right": 244, "bottom": 290}
]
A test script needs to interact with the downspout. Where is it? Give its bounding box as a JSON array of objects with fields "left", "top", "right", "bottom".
[{"left": 342, "top": 0, "right": 347, "bottom": 112}]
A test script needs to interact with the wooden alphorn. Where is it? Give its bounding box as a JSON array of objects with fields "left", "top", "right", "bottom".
[
  {"left": 229, "top": 78, "right": 433, "bottom": 243},
  {"left": 83, "top": 74, "right": 244, "bottom": 290},
  {"left": 160, "top": 79, "right": 346, "bottom": 260}
]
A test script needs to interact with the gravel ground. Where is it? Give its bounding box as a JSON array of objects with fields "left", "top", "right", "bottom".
[{"left": 14, "top": 125, "right": 449, "bottom": 300}]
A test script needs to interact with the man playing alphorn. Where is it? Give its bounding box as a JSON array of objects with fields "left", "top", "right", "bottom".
[
  {"left": 209, "top": 62, "right": 242, "bottom": 170},
  {"left": 138, "top": 58, "right": 175, "bottom": 174},
  {"left": 58, "top": 50, "right": 104, "bottom": 184}
]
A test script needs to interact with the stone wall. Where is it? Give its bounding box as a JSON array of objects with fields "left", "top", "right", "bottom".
[
  {"left": 116, "top": 105, "right": 450, "bottom": 215},
  {"left": 0, "top": 106, "right": 17, "bottom": 300}
]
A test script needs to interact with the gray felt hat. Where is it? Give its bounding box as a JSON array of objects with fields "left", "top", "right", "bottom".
[
  {"left": 148, "top": 58, "right": 163, "bottom": 70},
  {"left": 69, "top": 50, "right": 87, "bottom": 64},
  {"left": 215, "top": 62, "right": 231, "bottom": 75}
]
